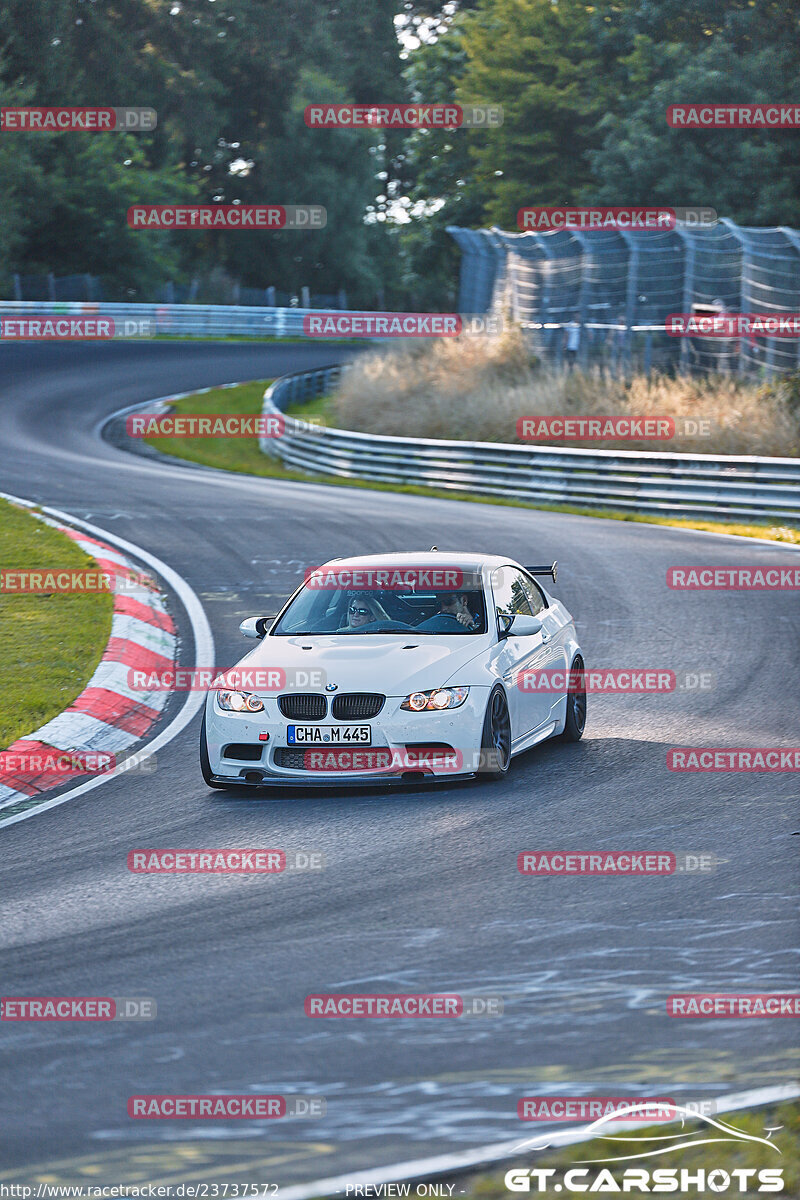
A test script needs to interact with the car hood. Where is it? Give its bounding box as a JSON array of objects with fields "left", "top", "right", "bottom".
[{"left": 231, "top": 634, "right": 492, "bottom": 696}]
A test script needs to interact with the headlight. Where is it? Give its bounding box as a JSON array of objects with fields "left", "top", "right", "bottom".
[
  {"left": 400, "top": 686, "right": 469, "bottom": 711},
  {"left": 216, "top": 689, "right": 264, "bottom": 713}
]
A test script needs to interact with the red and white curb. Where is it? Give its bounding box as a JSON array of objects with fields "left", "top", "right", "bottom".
[{"left": 0, "top": 510, "right": 177, "bottom": 812}]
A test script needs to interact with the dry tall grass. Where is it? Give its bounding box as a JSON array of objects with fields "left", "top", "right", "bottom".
[{"left": 332, "top": 328, "right": 800, "bottom": 456}]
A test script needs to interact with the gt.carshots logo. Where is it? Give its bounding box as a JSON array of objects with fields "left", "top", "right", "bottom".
[
  {"left": 507, "top": 1105, "right": 785, "bottom": 1193},
  {"left": 668, "top": 748, "right": 800, "bottom": 771},
  {"left": 667, "top": 566, "right": 800, "bottom": 590},
  {"left": 504, "top": 1168, "right": 784, "bottom": 1193},
  {"left": 0, "top": 106, "right": 156, "bottom": 130},
  {"left": 304, "top": 993, "right": 503, "bottom": 1017},
  {"left": 127, "top": 205, "right": 326, "bottom": 229},
  {"left": 304, "top": 103, "right": 503, "bottom": 128}
]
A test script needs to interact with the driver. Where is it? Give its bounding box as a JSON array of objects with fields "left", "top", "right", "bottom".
[
  {"left": 417, "top": 591, "right": 478, "bottom": 632},
  {"left": 337, "top": 590, "right": 390, "bottom": 631}
]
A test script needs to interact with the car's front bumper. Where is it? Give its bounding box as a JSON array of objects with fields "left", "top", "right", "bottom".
[{"left": 203, "top": 689, "right": 490, "bottom": 787}]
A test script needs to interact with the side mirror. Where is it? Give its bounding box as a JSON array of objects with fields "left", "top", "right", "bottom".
[
  {"left": 239, "top": 616, "right": 274, "bottom": 640},
  {"left": 498, "top": 612, "right": 543, "bottom": 638}
]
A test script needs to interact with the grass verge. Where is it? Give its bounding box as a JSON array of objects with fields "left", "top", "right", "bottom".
[
  {"left": 0, "top": 500, "right": 114, "bottom": 747},
  {"left": 140, "top": 382, "right": 800, "bottom": 546}
]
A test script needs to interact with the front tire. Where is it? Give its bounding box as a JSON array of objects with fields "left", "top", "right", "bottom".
[
  {"left": 478, "top": 686, "right": 512, "bottom": 778},
  {"left": 200, "top": 710, "right": 227, "bottom": 789},
  {"left": 561, "top": 655, "right": 587, "bottom": 741}
]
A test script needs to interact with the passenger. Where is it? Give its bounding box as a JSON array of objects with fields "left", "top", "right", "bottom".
[{"left": 337, "top": 591, "right": 389, "bottom": 631}]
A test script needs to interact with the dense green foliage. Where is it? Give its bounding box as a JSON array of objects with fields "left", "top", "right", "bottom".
[{"left": 1, "top": 0, "right": 797, "bottom": 305}]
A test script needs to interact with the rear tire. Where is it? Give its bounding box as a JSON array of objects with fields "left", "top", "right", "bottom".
[
  {"left": 561, "top": 655, "right": 586, "bottom": 741},
  {"left": 477, "top": 686, "right": 511, "bottom": 778},
  {"left": 200, "top": 710, "right": 227, "bottom": 789}
]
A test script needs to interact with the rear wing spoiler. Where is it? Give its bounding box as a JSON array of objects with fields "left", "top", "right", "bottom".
[{"left": 525, "top": 561, "right": 558, "bottom": 584}]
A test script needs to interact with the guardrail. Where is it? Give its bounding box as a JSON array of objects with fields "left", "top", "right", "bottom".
[
  {"left": 0, "top": 300, "right": 331, "bottom": 338},
  {"left": 260, "top": 366, "right": 800, "bottom": 521}
]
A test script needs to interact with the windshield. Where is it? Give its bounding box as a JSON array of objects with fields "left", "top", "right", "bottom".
[{"left": 272, "top": 584, "right": 488, "bottom": 635}]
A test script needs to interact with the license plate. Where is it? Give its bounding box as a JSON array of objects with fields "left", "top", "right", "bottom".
[{"left": 287, "top": 724, "right": 371, "bottom": 745}]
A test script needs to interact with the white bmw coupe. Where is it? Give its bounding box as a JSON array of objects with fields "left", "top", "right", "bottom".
[{"left": 200, "top": 551, "right": 585, "bottom": 790}]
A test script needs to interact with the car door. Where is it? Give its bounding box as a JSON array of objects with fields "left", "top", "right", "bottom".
[
  {"left": 519, "top": 572, "right": 571, "bottom": 722},
  {"left": 489, "top": 566, "right": 554, "bottom": 740}
]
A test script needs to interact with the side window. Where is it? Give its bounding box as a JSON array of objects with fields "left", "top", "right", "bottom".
[
  {"left": 521, "top": 574, "right": 547, "bottom": 616},
  {"left": 492, "top": 567, "right": 534, "bottom": 624}
]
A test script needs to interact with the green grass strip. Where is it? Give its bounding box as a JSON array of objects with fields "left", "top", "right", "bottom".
[{"left": 0, "top": 500, "right": 114, "bottom": 747}]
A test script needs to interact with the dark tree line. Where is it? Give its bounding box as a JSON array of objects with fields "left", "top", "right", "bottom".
[{"left": 1, "top": 0, "right": 798, "bottom": 306}]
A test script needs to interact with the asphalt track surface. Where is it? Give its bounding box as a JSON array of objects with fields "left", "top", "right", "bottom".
[{"left": 0, "top": 342, "right": 798, "bottom": 1187}]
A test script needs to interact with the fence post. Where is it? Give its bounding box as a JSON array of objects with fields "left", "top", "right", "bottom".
[
  {"left": 266, "top": 286, "right": 276, "bottom": 307},
  {"left": 12, "top": 274, "right": 22, "bottom": 301},
  {"left": 47, "top": 273, "right": 56, "bottom": 301},
  {"left": 301, "top": 286, "right": 311, "bottom": 309},
  {"left": 337, "top": 288, "right": 347, "bottom": 310}
]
